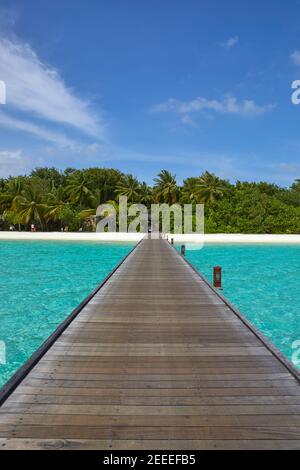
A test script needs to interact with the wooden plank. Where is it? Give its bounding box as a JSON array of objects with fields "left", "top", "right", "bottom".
[
  {"left": 0, "top": 438, "right": 300, "bottom": 450},
  {"left": 32, "top": 364, "right": 286, "bottom": 374},
  {"left": 12, "top": 385, "right": 300, "bottom": 397},
  {"left": 1, "top": 424, "right": 300, "bottom": 440},
  {"left": 3, "top": 403, "right": 300, "bottom": 416},
  {"left": 7, "top": 393, "right": 300, "bottom": 406},
  {"left": 20, "top": 378, "right": 296, "bottom": 389},
  {"left": 39, "top": 354, "right": 283, "bottom": 365},
  {"left": 2, "top": 413, "right": 300, "bottom": 427},
  {"left": 25, "top": 371, "right": 292, "bottom": 381},
  {"left": 0, "top": 238, "right": 300, "bottom": 450}
]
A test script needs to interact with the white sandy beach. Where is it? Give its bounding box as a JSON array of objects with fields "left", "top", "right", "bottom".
[
  {"left": 0, "top": 231, "right": 145, "bottom": 242},
  {"left": 1, "top": 231, "right": 300, "bottom": 244},
  {"left": 166, "top": 233, "right": 300, "bottom": 244}
]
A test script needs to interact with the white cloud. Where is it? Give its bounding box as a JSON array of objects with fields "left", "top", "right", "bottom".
[
  {"left": 0, "top": 149, "right": 31, "bottom": 177},
  {"left": 220, "top": 36, "right": 239, "bottom": 48},
  {"left": 150, "top": 95, "right": 275, "bottom": 120},
  {"left": 85, "top": 142, "right": 104, "bottom": 154},
  {"left": 180, "top": 114, "right": 197, "bottom": 127},
  {"left": 275, "top": 162, "right": 299, "bottom": 173},
  {"left": 0, "top": 111, "right": 79, "bottom": 149},
  {"left": 290, "top": 50, "right": 300, "bottom": 65},
  {"left": 0, "top": 37, "right": 104, "bottom": 138}
]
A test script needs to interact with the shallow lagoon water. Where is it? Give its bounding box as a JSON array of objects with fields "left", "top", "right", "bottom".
[
  {"left": 1, "top": 240, "right": 299, "bottom": 389},
  {"left": 0, "top": 240, "right": 133, "bottom": 388},
  {"left": 183, "top": 243, "right": 300, "bottom": 368}
]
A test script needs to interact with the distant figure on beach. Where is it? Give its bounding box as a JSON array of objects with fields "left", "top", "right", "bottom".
[{"left": 30, "top": 224, "right": 35, "bottom": 232}]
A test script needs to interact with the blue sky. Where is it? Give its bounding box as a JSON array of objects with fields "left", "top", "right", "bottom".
[{"left": 1, "top": 0, "right": 300, "bottom": 185}]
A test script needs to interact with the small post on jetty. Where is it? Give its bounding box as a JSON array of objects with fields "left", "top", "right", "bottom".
[
  {"left": 213, "top": 266, "right": 222, "bottom": 289},
  {"left": 181, "top": 244, "right": 186, "bottom": 256}
]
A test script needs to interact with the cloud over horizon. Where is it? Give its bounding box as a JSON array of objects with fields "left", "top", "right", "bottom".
[
  {"left": 150, "top": 95, "right": 275, "bottom": 123},
  {"left": 0, "top": 149, "right": 31, "bottom": 176}
]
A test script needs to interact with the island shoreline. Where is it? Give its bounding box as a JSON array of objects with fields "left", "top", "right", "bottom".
[{"left": 1, "top": 231, "right": 300, "bottom": 244}]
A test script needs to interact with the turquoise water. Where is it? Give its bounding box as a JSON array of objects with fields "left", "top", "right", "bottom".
[
  {"left": 182, "top": 243, "right": 300, "bottom": 368},
  {"left": 0, "top": 240, "right": 133, "bottom": 388},
  {"left": 1, "top": 241, "right": 299, "bottom": 390}
]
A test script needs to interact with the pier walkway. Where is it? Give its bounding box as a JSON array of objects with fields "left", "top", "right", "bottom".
[{"left": 0, "top": 238, "right": 300, "bottom": 449}]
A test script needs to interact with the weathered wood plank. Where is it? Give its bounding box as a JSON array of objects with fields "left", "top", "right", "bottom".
[
  {"left": 1, "top": 438, "right": 300, "bottom": 450},
  {"left": 3, "top": 403, "right": 300, "bottom": 416},
  {"left": 1, "top": 413, "right": 300, "bottom": 427},
  {"left": 7, "top": 393, "right": 300, "bottom": 406},
  {"left": 1, "top": 424, "right": 300, "bottom": 440},
  {"left": 12, "top": 385, "right": 300, "bottom": 397},
  {"left": 20, "top": 377, "right": 297, "bottom": 389}
]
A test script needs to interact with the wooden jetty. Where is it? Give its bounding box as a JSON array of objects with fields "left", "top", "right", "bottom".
[{"left": 0, "top": 238, "right": 300, "bottom": 450}]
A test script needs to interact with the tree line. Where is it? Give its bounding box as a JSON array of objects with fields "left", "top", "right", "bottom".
[{"left": 1, "top": 166, "right": 300, "bottom": 233}]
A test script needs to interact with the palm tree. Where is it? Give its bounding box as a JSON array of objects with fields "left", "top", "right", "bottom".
[
  {"left": 65, "top": 172, "right": 93, "bottom": 206},
  {"left": 44, "top": 186, "right": 70, "bottom": 225},
  {"left": 0, "top": 178, "right": 26, "bottom": 230},
  {"left": 79, "top": 189, "right": 101, "bottom": 219},
  {"left": 115, "top": 175, "right": 140, "bottom": 204},
  {"left": 194, "top": 171, "right": 226, "bottom": 204},
  {"left": 15, "top": 187, "right": 47, "bottom": 229},
  {"left": 0, "top": 178, "right": 25, "bottom": 212},
  {"left": 138, "top": 182, "right": 153, "bottom": 207},
  {"left": 153, "top": 170, "right": 178, "bottom": 204},
  {"left": 180, "top": 177, "right": 199, "bottom": 204}
]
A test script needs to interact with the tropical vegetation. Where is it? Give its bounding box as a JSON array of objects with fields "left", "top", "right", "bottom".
[{"left": 1, "top": 166, "right": 300, "bottom": 233}]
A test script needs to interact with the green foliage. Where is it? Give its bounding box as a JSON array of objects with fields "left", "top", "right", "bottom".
[
  {"left": 205, "top": 185, "right": 300, "bottom": 233},
  {"left": 153, "top": 170, "right": 178, "bottom": 204},
  {"left": 116, "top": 174, "right": 140, "bottom": 204},
  {"left": 0, "top": 166, "right": 300, "bottom": 233},
  {"left": 30, "top": 167, "right": 65, "bottom": 188},
  {"left": 193, "top": 171, "right": 228, "bottom": 205}
]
